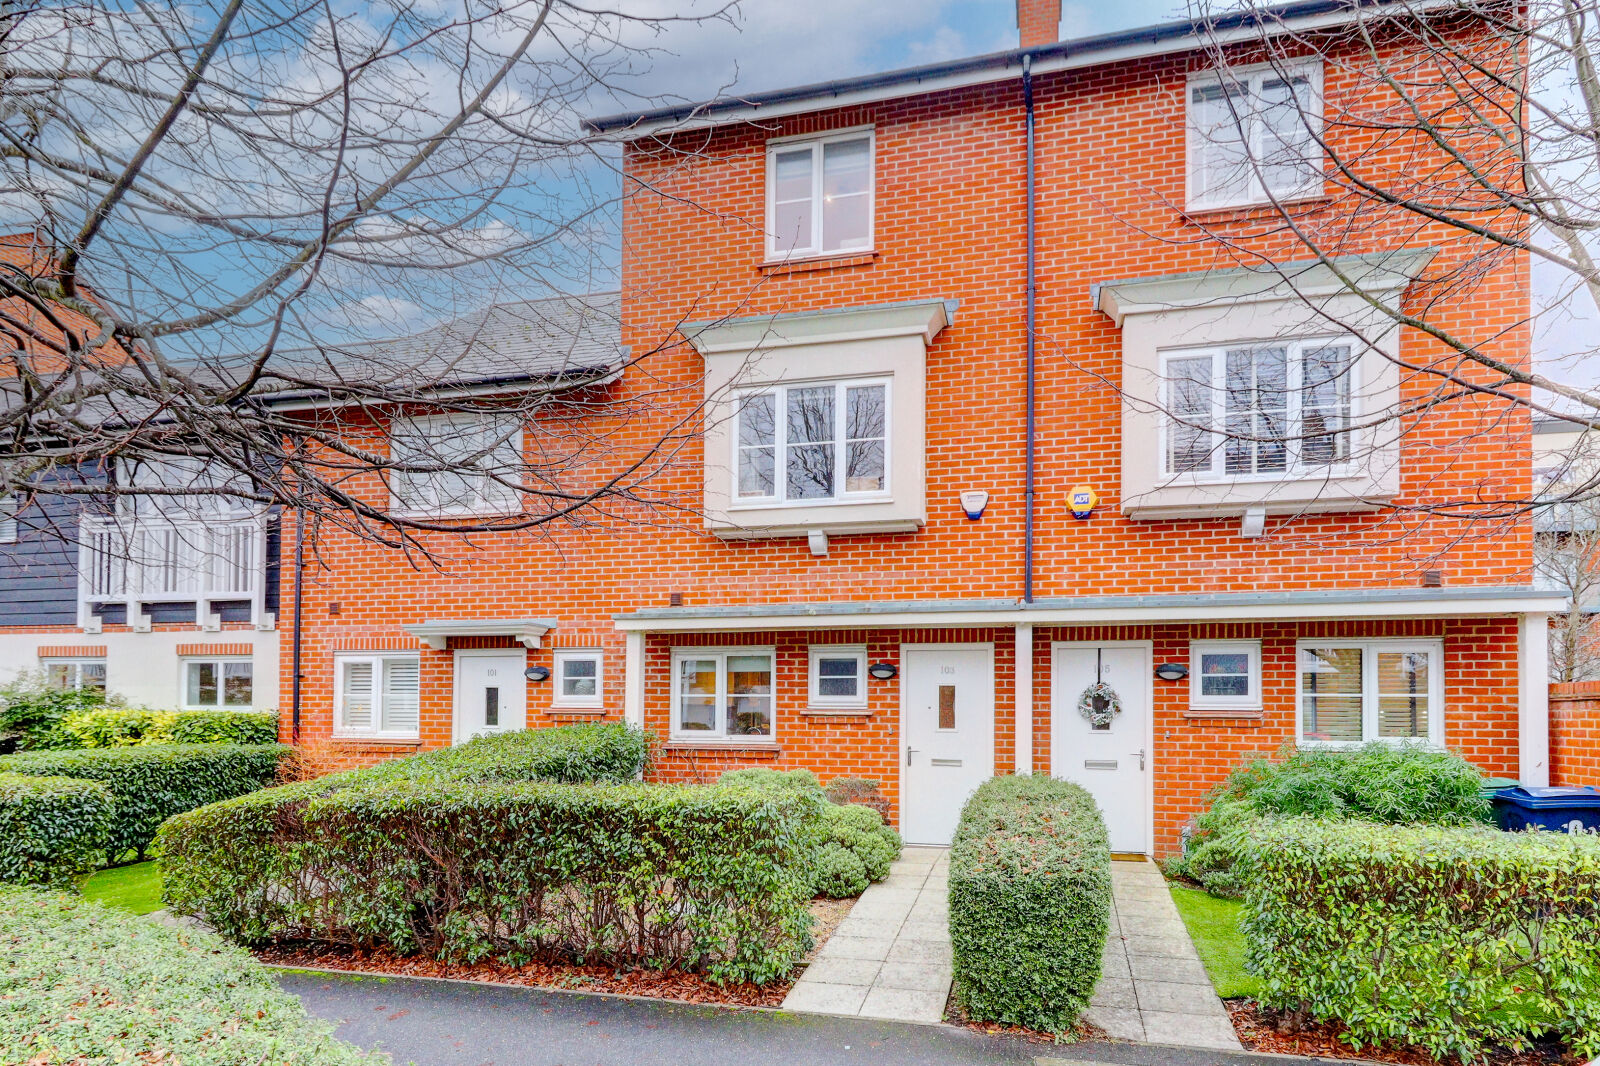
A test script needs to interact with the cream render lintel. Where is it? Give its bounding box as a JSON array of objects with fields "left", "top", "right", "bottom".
[
  {"left": 682, "top": 299, "right": 955, "bottom": 355},
  {"left": 403, "top": 619, "right": 555, "bottom": 650}
]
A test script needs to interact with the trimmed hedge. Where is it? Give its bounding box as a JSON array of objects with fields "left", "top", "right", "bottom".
[
  {"left": 60, "top": 707, "right": 279, "bottom": 748},
  {"left": 0, "top": 773, "right": 115, "bottom": 887},
  {"left": 0, "top": 888, "right": 386, "bottom": 1064},
  {"left": 313, "top": 721, "right": 649, "bottom": 788},
  {"left": 160, "top": 778, "right": 819, "bottom": 984},
  {"left": 950, "top": 775, "right": 1111, "bottom": 1033},
  {"left": 0, "top": 743, "right": 288, "bottom": 860},
  {"left": 1245, "top": 818, "right": 1600, "bottom": 1061}
]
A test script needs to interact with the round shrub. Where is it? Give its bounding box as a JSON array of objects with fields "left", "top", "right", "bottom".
[
  {"left": 810, "top": 799, "right": 902, "bottom": 896},
  {"left": 813, "top": 841, "right": 869, "bottom": 897},
  {"left": 0, "top": 773, "right": 115, "bottom": 888}
]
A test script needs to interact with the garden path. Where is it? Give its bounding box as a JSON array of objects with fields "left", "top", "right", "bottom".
[
  {"left": 781, "top": 844, "right": 951, "bottom": 1024},
  {"left": 1087, "top": 859, "right": 1242, "bottom": 1049}
]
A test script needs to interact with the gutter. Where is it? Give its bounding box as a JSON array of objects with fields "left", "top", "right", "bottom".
[{"left": 1023, "top": 55, "right": 1037, "bottom": 604}]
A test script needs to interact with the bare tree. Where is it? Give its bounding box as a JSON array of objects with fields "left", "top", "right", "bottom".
[
  {"left": 1079, "top": 0, "right": 1600, "bottom": 539},
  {"left": 1537, "top": 429, "right": 1600, "bottom": 679},
  {"left": 0, "top": 0, "right": 739, "bottom": 558}
]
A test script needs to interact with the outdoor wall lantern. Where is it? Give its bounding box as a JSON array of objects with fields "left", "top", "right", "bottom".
[
  {"left": 868, "top": 662, "right": 899, "bottom": 681},
  {"left": 525, "top": 666, "right": 551, "bottom": 682},
  {"left": 1153, "top": 662, "right": 1189, "bottom": 682}
]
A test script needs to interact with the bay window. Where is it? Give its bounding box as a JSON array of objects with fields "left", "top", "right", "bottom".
[
  {"left": 1164, "top": 338, "right": 1353, "bottom": 478},
  {"left": 1188, "top": 62, "right": 1322, "bottom": 210},
  {"left": 1298, "top": 641, "right": 1442, "bottom": 746},
  {"left": 335, "top": 653, "right": 420, "bottom": 738},
  {"left": 736, "top": 379, "right": 888, "bottom": 504},
  {"left": 671, "top": 648, "right": 775, "bottom": 741},
  {"left": 766, "top": 130, "right": 873, "bottom": 259}
]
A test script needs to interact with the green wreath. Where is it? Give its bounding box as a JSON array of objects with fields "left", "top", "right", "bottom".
[{"left": 1076, "top": 680, "right": 1122, "bottom": 729}]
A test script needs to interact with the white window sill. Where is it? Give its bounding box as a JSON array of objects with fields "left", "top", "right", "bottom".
[
  {"left": 1298, "top": 737, "right": 1440, "bottom": 750},
  {"left": 552, "top": 701, "right": 603, "bottom": 711},
  {"left": 390, "top": 506, "right": 521, "bottom": 520},
  {"left": 331, "top": 731, "right": 422, "bottom": 743},
  {"left": 1188, "top": 701, "right": 1262, "bottom": 714},
  {"left": 666, "top": 735, "right": 777, "bottom": 746},
  {"left": 1184, "top": 189, "right": 1329, "bottom": 215},
  {"left": 761, "top": 247, "right": 876, "bottom": 267},
  {"left": 802, "top": 704, "right": 869, "bottom": 715}
]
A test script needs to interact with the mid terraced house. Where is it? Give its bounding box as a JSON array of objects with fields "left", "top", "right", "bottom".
[{"left": 281, "top": 0, "right": 1563, "bottom": 854}]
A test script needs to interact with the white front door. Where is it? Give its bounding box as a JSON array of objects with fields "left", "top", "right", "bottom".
[
  {"left": 1051, "top": 642, "right": 1151, "bottom": 854},
  {"left": 453, "top": 651, "right": 527, "bottom": 742},
  {"left": 900, "top": 644, "right": 995, "bottom": 845}
]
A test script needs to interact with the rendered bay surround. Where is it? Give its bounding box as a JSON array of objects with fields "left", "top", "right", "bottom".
[
  {"left": 1095, "top": 250, "right": 1436, "bottom": 520},
  {"left": 681, "top": 300, "right": 953, "bottom": 539}
]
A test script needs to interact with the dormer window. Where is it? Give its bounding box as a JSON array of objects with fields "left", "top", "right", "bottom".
[{"left": 766, "top": 130, "right": 874, "bottom": 260}]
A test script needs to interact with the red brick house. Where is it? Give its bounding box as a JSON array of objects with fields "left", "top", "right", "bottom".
[{"left": 282, "top": 0, "right": 1563, "bottom": 855}]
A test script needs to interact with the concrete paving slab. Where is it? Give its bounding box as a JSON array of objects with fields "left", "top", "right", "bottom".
[
  {"left": 875, "top": 961, "right": 954, "bottom": 993},
  {"left": 1127, "top": 956, "right": 1212, "bottom": 986},
  {"left": 802, "top": 957, "right": 882, "bottom": 986},
  {"left": 859, "top": 986, "right": 947, "bottom": 1024},
  {"left": 1088, "top": 978, "right": 1138, "bottom": 1009},
  {"left": 819, "top": 935, "right": 895, "bottom": 961},
  {"left": 896, "top": 920, "right": 949, "bottom": 942},
  {"left": 1121, "top": 935, "right": 1199, "bottom": 959},
  {"left": 1082, "top": 1006, "right": 1145, "bottom": 1041},
  {"left": 1139, "top": 1010, "right": 1243, "bottom": 1050},
  {"left": 783, "top": 981, "right": 871, "bottom": 1015},
  {"left": 885, "top": 939, "right": 952, "bottom": 965},
  {"left": 1129, "top": 980, "right": 1221, "bottom": 1014}
]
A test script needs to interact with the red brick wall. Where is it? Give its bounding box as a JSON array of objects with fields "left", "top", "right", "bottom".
[{"left": 1550, "top": 681, "right": 1600, "bottom": 787}]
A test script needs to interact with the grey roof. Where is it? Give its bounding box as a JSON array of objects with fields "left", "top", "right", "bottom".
[
  {"left": 617, "top": 584, "right": 1554, "bottom": 623},
  {"left": 253, "top": 291, "right": 624, "bottom": 403}
]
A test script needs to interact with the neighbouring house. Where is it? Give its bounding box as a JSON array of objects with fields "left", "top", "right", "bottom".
[
  {"left": 0, "top": 233, "right": 280, "bottom": 712},
  {"left": 281, "top": 0, "right": 1562, "bottom": 855},
  {"left": 1533, "top": 414, "right": 1600, "bottom": 683}
]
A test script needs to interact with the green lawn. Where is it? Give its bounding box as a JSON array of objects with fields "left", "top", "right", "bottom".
[
  {"left": 83, "top": 860, "right": 163, "bottom": 915},
  {"left": 1167, "top": 883, "right": 1261, "bottom": 999}
]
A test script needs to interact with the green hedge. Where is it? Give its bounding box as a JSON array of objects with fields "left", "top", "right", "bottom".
[
  {"left": 0, "top": 888, "right": 385, "bottom": 1064},
  {"left": 1245, "top": 818, "right": 1600, "bottom": 1061},
  {"left": 0, "top": 773, "right": 115, "bottom": 888},
  {"left": 1173, "top": 743, "right": 1494, "bottom": 897},
  {"left": 0, "top": 744, "right": 288, "bottom": 860},
  {"left": 160, "top": 778, "right": 819, "bottom": 984},
  {"left": 325, "top": 721, "right": 649, "bottom": 787},
  {"left": 716, "top": 768, "right": 902, "bottom": 897},
  {"left": 949, "top": 775, "right": 1110, "bottom": 1033},
  {"left": 60, "top": 707, "right": 279, "bottom": 748}
]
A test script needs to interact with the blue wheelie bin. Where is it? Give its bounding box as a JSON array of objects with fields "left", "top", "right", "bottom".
[{"left": 1491, "top": 785, "right": 1600, "bottom": 834}]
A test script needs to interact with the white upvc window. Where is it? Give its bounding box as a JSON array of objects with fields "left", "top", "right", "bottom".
[
  {"left": 1189, "top": 641, "right": 1261, "bottom": 711},
  {"left": 766, "top": 129, "right": 874, "bottom": 260},
  {"left": 671, "top": 647, "right": 775, "bottom": 742},
  {"left": 42, "top": 658, "right": 107, "bottom": 694},
  {"left": 1297, "top": 640, "right": 1444, "bottom": 747},
  {"left": 335, "top": 653, "right": 421, "bottom": 738},
  {"left": 553, "top": 649, "right": 602, "bottom": 709},
  {"left": 808, "top": 645, "right": 867, "bottom": 709},
  {"left": 1187, "top": 61, "right": 1323, "bottom": 210},
  {"left": 735, "top": 378, "right": 889, "bottom": 505},
  {"left": 1162, "top": 337, "right": 1355, "bottom": 480},
  {"left": 0, "top": 494, "right": 17, "bottom": 543},
  {"left": 390, "top": 412, "right": 523, "bottom": 516},
  {"left": 183, "top": 658, "right": 253, "bottom": 709}
]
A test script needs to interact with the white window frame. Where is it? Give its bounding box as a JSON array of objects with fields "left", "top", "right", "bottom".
[
  {"left": 1159, "top": 336, "right": 1358, "bottom": 482},
  {"left": 0, "top": 494, "right": 17, "bottom": 543},
  {"left": 669, "top": 646, "right": 777, "bottom": 743},
  {"left": 764, "top": 127, "right": 876, "bottom": 261},
  {"left": 552, "top": 649, "right": 603, "bottom": 709},
  {"left": 389, "top": 412, "right": 524, "bottom": 518},
  {"left": 180, "top": 657, "right": 254, "bottom": 710},
  {"left": 1189, "top": 641, "right": 1262, "bottom": 712},
  {"left": 1295, "top": 639, "right": 1445, "bottom": 748},
  {"left": 808, "top": 645, "right": 868, "bottom": 710},
  {"left": 732, "top": 377, "right": 892, "bottom": 508},
  {"left": 333, "top": 652, "right": 422, "bottom": 740},
  {"left": 1186, "top": 59, "right": 1324, "bottom": 211},
  {"left": 40, "top": 657, "right": 107, "bottom": 693}
]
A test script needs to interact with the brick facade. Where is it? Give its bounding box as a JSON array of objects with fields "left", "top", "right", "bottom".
[{"left": 1550, "top": 682, "right": 1600, "bottom": 787}]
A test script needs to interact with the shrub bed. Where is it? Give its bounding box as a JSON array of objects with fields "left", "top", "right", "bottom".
[
  {"left": 0, "top": 743, "right": 288, "bottom": 860},
  {"left": 1172, "top": 743, "right": 1494, "bottom": 897},
  {"left": 949, "top": 775, "right": 1110, "bottom": 1033},
  {"left": 160, "top": 778, "right": 819, "bottom": 984},
  {"left": 60, "top": 707, "right": 279, "bottom": 748},
  {"left": 717, "top": 767, "right": 902, "bottom": 897},
  {"left": 0, "top": 888, "right": 384, "bottom": 1064},
  {"left": 0, "top": 773, "right": 115, "bottom": 888},
  {"left": 1244, "top": 818, "right": 1600, "bottom": 1061}
]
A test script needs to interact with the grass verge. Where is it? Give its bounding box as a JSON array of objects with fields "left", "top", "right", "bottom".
[
  {"left": 83, "top": 859, "right": 162, "bottom": 914},
  {"left": 1167, "top": 883, "right": 1260, "bottom": 999}
]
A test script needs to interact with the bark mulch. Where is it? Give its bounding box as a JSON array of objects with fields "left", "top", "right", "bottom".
[
  {"left": 256, "top": 897, "right": 852, "bottom": 1010},
  {"left": 1226, "top": 1000, "right": 1581, "bottom": 1066},
  {"left": 942, "top": 989, "right": 1105, "bottom": 1045}
]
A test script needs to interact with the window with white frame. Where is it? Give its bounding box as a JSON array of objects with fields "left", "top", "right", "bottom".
[
  {"left": 1187, "top": 62, "right": 1322, "bottom": 210},
  {"left": 808, "top": 646, "right": 867, "bottom": 709},
  {"left": 0, "top": 494, "right": 17, "bottom": 543},
  {"left": 736, "top": 379, "right": 888, "bottom": 503},
  {"left": 1189, "top": 641, "right": 1261, "bottom": 711},
  {"left": 1298, "top": 641, "right": 1442, "bottom": 745},
  {"left": 1164, "top": 338, "right": 1353, "bottom": 479},
  {"left": 42, "top": 658, "right": 107, "bottom": 694},
  {"left": 766, "top": 130, "right": 874, "bottom": 259},
  {"left": 553, "top": 649, "right": 602, "bottom": 708},
  {"left": 671, "top": 648, "right": 775, "bottom": 741},
  {"left": 390, "top": 413, "right": 522, "bottom": 515},
  {"left": 335, "top": 653, "right": 420, "bottom": 738},
  {"left": 183, "top": 658, "right": 253, "bottom": 708}
]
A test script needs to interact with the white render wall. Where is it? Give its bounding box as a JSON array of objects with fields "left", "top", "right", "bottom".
[{"left": 0, "top": 629, "right": 280, "bottom": 712}]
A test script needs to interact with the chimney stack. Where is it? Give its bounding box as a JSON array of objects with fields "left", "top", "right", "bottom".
[{"left": 1016, "top": 0, "right": 1060, "bottom": 48}]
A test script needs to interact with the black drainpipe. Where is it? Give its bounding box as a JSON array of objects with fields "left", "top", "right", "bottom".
[
  {"left": 1022, "top": 54, "right": 1038, "bottom": 604},
  {"left": 290, "top": 504, "right": 304, "bottom": 742}
]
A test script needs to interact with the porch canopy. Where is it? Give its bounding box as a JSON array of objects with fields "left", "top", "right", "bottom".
[{"left": 403, "top": 618, "right": 556, "bottom": 650}]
